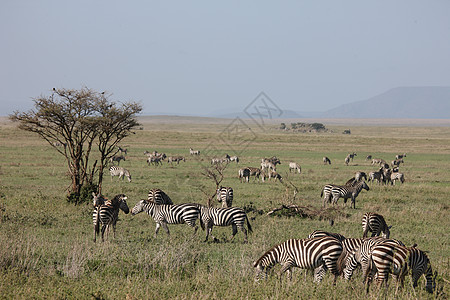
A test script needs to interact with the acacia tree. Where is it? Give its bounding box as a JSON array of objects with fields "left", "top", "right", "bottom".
[{"left": 9, "top": 87, "right": 142, "bottom": 203}]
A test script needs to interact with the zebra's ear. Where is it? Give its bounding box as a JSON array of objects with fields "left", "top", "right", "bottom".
[{"left": 388, "top": 225, "right": 392, "bottom": 229}]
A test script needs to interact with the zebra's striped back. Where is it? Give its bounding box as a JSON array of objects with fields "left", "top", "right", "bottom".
[
  {"left": 362, "top": 212, "right": 391, "bottom": 238},
  {"left": 216, "top": 186, "right": 233, "bottom": 208},
  {"left": 254, "top": 236, "right": 344, "bottom": 283},
  {"left": 148, "top": 189, "right": 173, "bottom": 205},
  {"left": 308, "top": 230, "right": 346, "bottom": 242},
  {"left": 131, "top": 200, "right": 200, "bottom": 237},
  {"left": 199, "top": 206, "right": 252, "bottom": 243}
]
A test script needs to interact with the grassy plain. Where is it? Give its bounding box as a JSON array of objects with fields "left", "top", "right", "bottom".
[{"left": 0, "top": 116, "right": 449, "bottom": 299}]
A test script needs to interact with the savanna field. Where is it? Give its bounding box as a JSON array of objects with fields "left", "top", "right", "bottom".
[{"left": 0, "top": 116, "right": 449, "bottom": 299}]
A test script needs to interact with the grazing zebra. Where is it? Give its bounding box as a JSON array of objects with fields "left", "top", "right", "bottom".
[
  {"left": 147, "top": 155, "right": 163, "bottom": 166},
  {"left": 368, "top": 168, "right": 384, "bottom": 184},
  {"left": 199, "top": 206, "right": 252, "bottom": 243},
  {"left": 390, "top": 172, "right": 405, "bottom": 185},
  {"left": 366, "top": 155, "right": 372, "bottom": 161},
  {"left": 323, "top": 156, "right": 331, "bottom": 165},
  {"left": 211, "top": 157, "right": 229, "bottom": 165},
  {"left": 268, "top": 170, "right": 283, "bottom": 182},
  {"left": 167, "top": 156, "right": 185, "bottom": 165},
  {"left": 93, "top": 194, "right": 129, "bottom": 242},
  {"left": 131, "top": 200, "right": 201, "bottom": 237},
  {"left": 148, "top": 188, "right": 173, "bottom": 205},
  {"left": 366, "top": 242, "right": 435, "bottom": 293},
  {"left": 238, "top": 168, "right": 250, "bottom": 183},
  {"left": 348, "top": 152, "right": 357, "bottom": 161},
  {"left": 355, "top": 171, "right": 367, "bottom": 182},
  {"left": 109, "top": 155, "right": 126, "bottom": 165},
  {"left": 362, "top": 212, "right": 391, "bottom": 238},
  {"left": 288, "top": 162, "right": 301, "bottom": 174},
  {"left": 189, "top": 148, "right": 200, "bottom": 155},
  {"left": 341, "top": 237, "right": 405, "bottom": 282},
  {"left": 109, "top": 166, "right": 132, "bottom": 182},
  {"left": 308, "top": 230, "right": 346, "bottom": 242},
  {"left": 344, "top": 155, "right": 350, "bottom": 166},
  {"left": 117, "top": 146, "right": 128, "bottom": 155},
  {"left": 391, "top": 158, "right": 404, "bottom": 168},
  {"left": 253, "top": 237, "right": 344, "bottom": 283},
  {"left": 395, "top": 153, "right": 406, "bottom": 160},
  {"left": 331, "top": 180, "right": 370, "bottom": 209},
  {"left": 216, "top": 186, "right": 233, "bottom": 208},
  {"left": 246, "top": 167, "right": 264, "bottom": 182},
  {"left": 229, "top": 156, "right": 239, "bottom": 163}
]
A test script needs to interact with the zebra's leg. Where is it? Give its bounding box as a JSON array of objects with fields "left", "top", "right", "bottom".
[
  {"left": 230, "top": 223, "right": 238, "bottom": 241},
  {"left": 239, "top": 225, "right": 248, "bottom": 243},
  {"left": 101, "top": 225, "right": 107, "bottom": 242},
  {"left": 279, "top": 261, "right": 293, "bottom": 281},
  {"left": 154, "top": 223, "right": 161, "bottom": 237},
  {"left": 161, "top": 222, "right": 170, "bottom": 236}
]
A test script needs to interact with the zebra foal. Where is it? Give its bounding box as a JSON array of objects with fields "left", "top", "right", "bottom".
[
  {"left": 199, "top": 206, "right": 252, "bottom": 243},
  {"left": 131, "top": 200, "right": 201, "bottom": 237},
  {"left": 254, "top": 236, "right": 344, "bottom": 283}
]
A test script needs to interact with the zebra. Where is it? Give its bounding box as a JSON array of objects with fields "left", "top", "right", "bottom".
[
  {"left": 109, "top": 166, "right": 132, "bottom": 182},
  {"left": 253, "top": 236, "right": 344, "bottom": 284},
  {"left": 366, "top": 155, "right": 372, "bottom": 161},
  {"left": 262, "top": 156, "right": 281, "bottom": 166},
  {"left": 267, "top": 170, "right": 283, "bottom": 182},
  {"left": 131, "top": 200, "right": 201, "bottom": 237},
  {"left": 323, "top": 156, "right": 331, "bottom": 165},
  {"left": 148, "top": 188, "right": 173, "bottom": 205},
  {"left": 117, "top": 146, "right": 128, "bottom": 155},
  {"left": 321, "top": 178, "right": 358, "bottom": 208},
  {"left": 109, "top": 155, "right": 126, "bottom": 165},
  {"left": 366, "top": 242, "right": 435, "bottom": 294},
  {"left": 216, "top": 186, "right": 233, "bottom": 208},
  {"left": 246, "top": 167, "right": 264, "bottom": 182},
  {"left": 390, "top": 172, "right": 405, "bottom": 185},
  {"left": 341, "top": 237, "right": 405, "bottom": 282},
  {"left": 368, "top": 168, "right": 384, "bottom": 184},
  {"left": 355, "top": 171, "right": 367, "bottom": 182},
  {"left": 189, "top": 148, "right": 200, "bottom": 155},
  {"left": 238, "top": 168, "right": 250, "bottom": 183},
  {"left": 93, "top": 194, "right": 129, "bottom": 242},
  {"left": 395, "top": 153, "right": 406, "bottom": 160},
  {"left": 261, "top": 161, "right": 276, "bottom": 173},
  {"left": 147, "top": 155, "right": 163, "bottom": 166},
  {"left": 288, "top": 162, "right": 301, "bottom": 174},
  {"left": 330, "top": 180, "right": 370, "bottom": 209},
  {"left": 167, "top": 156, "right": 185, "bottom": 165},
  {"left": 211, "top": 157, "right": 229, "bottom": 165},
  {"left": 199, "top": 206, "right": 252, "bottom": 243},
  {"left": 362, "top": 212, "right": 391, "bottom": 238},
  {"left": 391, "top": 158, "right": 404, "bottom": 168},
  {"left": 348, "top": 152, "right": 357, "bottom": 161},
  {"left": 344, "top": 155, "right": 350, "bottom": 166},
  {"left": 229, "top": 156, "right": 239, "bottom": 163},
  {"left": 92, "top": 192, "right": 106, "bottom": 208}
]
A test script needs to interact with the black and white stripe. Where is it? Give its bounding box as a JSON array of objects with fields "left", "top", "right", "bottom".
[
  {"left": 93, "top": 194, "right": 129, "bottom": 242},
  {"left": 323, "top": 156, "right": 331, "bottom": 165},
  {"left": 216, "top": 186, "right": 233, "bottom": 208},
  {"left": 362, "top": 212, "right": 391, "bottom": 238},
  {"left": 308, "top": 230, "right": 346, "bottom": 241},
  {"left": 109, "top": 166, "right": 132, "bottom": 182},
  {"left": 253, "top": 236, "right": 344, "bottom": 283},
  {"left": 395, "top": 153, "right": 406, "bottom": 160},
  {"left": 229, "top": 156, "right": 239, "bottom": 163},
  {"left": 331, "top": 181, "right": 370, "bottom": 209},
  {"left": 131, "top": 200, "right": 201, "bottom": 237},
  {"left": 321, "top": 178, "right": 357, "bottom": 208},
  {"left": 148, "top": 188, "right": 173, "bottom": 205},
  {"left": 199, "top": 206, "right": 252, "bottom": 243}
]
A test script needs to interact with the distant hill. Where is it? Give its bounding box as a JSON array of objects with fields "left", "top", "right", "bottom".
[{"left": 321, "top": 86, "right": 450, "bottom": 119}]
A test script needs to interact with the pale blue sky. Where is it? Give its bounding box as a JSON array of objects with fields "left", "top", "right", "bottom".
[{"left": 1, "top": 1, "right": 450, "bottom": 116}]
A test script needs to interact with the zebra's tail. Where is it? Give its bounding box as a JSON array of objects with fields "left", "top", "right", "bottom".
[
  {"left": 246, "top": 215, "right": 253, "bottom": 233},
  {"left": 199, "top": 216, "right": 205, "bottom": 231},
  {"left": 93, "top": 208, "right": 100, "bottom": 241},
  {"left": 336, "top": 243, "right": 348, "bottom": 276},
  {"left": 320, "top": 189, "right": 324, "bottom": 198}
]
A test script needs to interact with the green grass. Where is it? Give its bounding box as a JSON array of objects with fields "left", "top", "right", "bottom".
[{"left": 0, "top": 119, "right": 449, "bottom": 299}]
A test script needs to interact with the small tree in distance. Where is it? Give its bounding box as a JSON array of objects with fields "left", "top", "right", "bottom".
[{"left": 9, "top": 87, "right": 142, "bottom": 203}]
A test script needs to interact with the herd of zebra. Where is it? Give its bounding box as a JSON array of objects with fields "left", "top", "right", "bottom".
[
  {"left": 98, "top": 148, "right": 435, "bottom": 294},
  {"left": 254, "top": 212, "right": 436, "bottom": 294}
]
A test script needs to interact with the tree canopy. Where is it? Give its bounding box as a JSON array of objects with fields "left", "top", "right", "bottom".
[{"left": 9, "top": 87, "right": 142, "bottom": 203}]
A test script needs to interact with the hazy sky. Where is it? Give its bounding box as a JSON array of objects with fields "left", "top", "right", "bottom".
[{"left": 1, "top": 1, "right": 450, "bottom": 116}]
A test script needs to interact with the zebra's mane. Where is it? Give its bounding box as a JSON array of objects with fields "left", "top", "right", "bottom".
[{"left": 110, "top": 194, "right": 126, "bottom": 206}]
